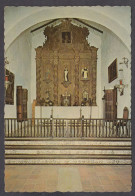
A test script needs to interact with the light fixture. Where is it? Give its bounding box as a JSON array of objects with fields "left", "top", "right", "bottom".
[
  {"left": 119, "top": 57, "right": 129, "bottom": 68},
  {"left": 114, "top": 69, "right": 128, "bottom": 96},
  {"left": 115, "top": 80, "right": 127, "bottom": 96}
]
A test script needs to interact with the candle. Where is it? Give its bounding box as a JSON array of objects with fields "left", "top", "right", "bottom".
[
  {"left": 120, "top": 80, "right": 122, "bottom": 85},
  {"left": 5, "top": 75, "right": 8, "bottom": 81}
]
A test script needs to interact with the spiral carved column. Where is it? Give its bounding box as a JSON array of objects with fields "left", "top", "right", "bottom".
[
  {"left": 36, "top": 57, "right": 42, "bottom": 105},
  {"left": 74, "top": 55, "right": 80, "bottom": 105},
  {"left": 53, "top": 53, "right": 59, "bottom": 105},
  {"left": 91, "top": 58, "right": 97, "bottom": 105}
]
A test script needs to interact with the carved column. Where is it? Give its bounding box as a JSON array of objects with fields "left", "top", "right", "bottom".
[
  {"left": 91, "top": 48, "right": 98, "bottom": 105},
  {"left": 74, "top": 55, "right": 80, "bottom": 105},
  {"left": 53, "top": 51, "right": 59, "bottom": 105},
  {"left": 36, "top": 57, "right": 42, "bottom": 105}
]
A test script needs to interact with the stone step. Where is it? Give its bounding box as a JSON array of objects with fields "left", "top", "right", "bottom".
[
  {"left": 5, "top": 140, "right": 131, "bottom": 146},
  {"left": 5, "top": 138, "right": 131, "bottom": 165},
  {"left": 5, "top": 137, "right": 131, "bottom": 141},
  {"left": 5, "top": 154, "right": 131, "bottom": 159},
  {"left": 5, "top": 145, "right": 131, "bottom": 150},
  {"left": 5, "top": 149, "right": 131, "bottom": 155},
  {"left": 5, "top": 159, "right": 132, "bottom": 165}
]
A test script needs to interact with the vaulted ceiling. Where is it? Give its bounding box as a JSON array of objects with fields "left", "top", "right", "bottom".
[{"left": 4, "top": 6, "right": 131, "bottom": 51}]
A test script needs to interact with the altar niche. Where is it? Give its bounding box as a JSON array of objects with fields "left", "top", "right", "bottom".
[{"left": 35, "top": 19, "right": 98, "bottom": 106}]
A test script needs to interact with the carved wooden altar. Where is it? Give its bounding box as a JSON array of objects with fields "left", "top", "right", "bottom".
[{"left": 35, "top": 19, "right": 98, "bottom": 106}]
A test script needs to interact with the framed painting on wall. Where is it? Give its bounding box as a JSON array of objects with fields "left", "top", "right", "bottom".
[
  {"left": 108, "top": 58, "right": 118, "bottom": 83},
  {"left": 5, "top": 69, "right": 14, "bottom": 105}
]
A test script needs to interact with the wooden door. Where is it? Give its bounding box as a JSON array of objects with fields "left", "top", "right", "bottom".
[
  {"left": 105, "top": 88, "right": 117, "bottom": 120},
  {"left": 17, "top": 86, "right": 28, "bottom": 121},
  {"left": 17, "top": 86, "right": 23, "bottom": 121},
  {"left": 22, "top": 89, "right": 28, "bottom": 119}
]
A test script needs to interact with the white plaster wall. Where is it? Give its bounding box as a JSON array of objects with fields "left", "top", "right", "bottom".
[
  {"left": 101, "top": 29, "right": 131, "bottom": 118},
  {"left": 4, "top": 30, "right": 32, "bottom": 118},
  {"left": 31, "top": 28, "right": 45, "bottom": 103},
  {"left": 35, "top": 106, "right": 99, "bottom": 119}
]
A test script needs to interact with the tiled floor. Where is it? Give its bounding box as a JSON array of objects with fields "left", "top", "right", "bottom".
[{"left": 5, "top": 165, "right": 132, "bottom": 192}]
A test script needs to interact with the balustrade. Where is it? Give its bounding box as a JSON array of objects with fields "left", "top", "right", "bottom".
[{"left": 4, "top": 117, "right": 131, "bottom": 138}]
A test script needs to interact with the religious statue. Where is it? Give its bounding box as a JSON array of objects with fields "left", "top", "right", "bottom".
[
  {"left": 44, "top": 69, "right": 51, "bottom": 84},
  {"left": 81, "top": 67, "right": 88, "bottom": 79},
  {"left": 61, "top": 67, "right": 71, "bottom": 88},
  {"left": 45, "top": 89, "right": 50, "bottom": 103},
  {"left": 64, "top": 67, "right": 69, "bottom": 82},
  {"left": 83, "top": 91, "right": 89, "bottom": 101}
]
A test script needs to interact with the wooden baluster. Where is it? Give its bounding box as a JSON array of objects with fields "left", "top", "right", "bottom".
[
  {"left": 33, "top": 118, "right": 36, "bottom": 137},
  {"left": 50, "top": 116, "right": 53, "bottom": 137},
  {"left": 63, "top": 119, "right": 64, "bottom": 137},
  {"left": 86, "top": 119, "right": 88, "bottom": 137},
  {"left": 92, "top": 120, "right": 94, "bottom": 137},
  {"left": 24, "top": 119, "right": 26, "bottom": 137},
  {"left": 14, "top": 119, "right": 16, "bottom": 137},
  {"left": 82, "top": 115, "right": 84, "bottom": 137},
  {"left": 47, "top": 119, "right": 48, "bottom": 137},
  {"left": 56, "top": 119, "right": 57, "bottom": 137},
  {"left": 60, "top": 120, "right": 62, "bottom": 137},
  {"left": 102, "top": 119, "right": 104, "bottom": 137},
  {"left": 37, "top": 119, "right": 39, "bottom": 137},
  {"left": 43, "top": 119, "right": 45, "bottom": 137},
  {"left": 70, "top": 120, "right": 71, "bottom": 137},
  {"left": 17, "top": 121, "right": 19, "bottom": 137},
  {"left": 106, "top": 120, "right": 107, "bottom": 137},
  {"left": 4, "top": 120, "right": 6, "bottom": 138},
  {"left": 10, "top": 119, "right": 12, "bottom": 137},
  {"left": 74, "top": 120, "right": 75, "bottom": 137},
  {"left": 21, "top": 120, "right": 22, "bottom": 137},
  {"left": 130, "top": 120, "right": 131, "bottom": 137},
  {"left": 96, "top": 119, "right": 97, "bottom": 137},
  {"left": 31, "top": 119, "right": 32, "bottom": 137},
  {"left": 109, "top": 119, "right": 111, "bottom": 137},
  {"left": 88, "top": 119, "right": 90, "bottom": 137}
]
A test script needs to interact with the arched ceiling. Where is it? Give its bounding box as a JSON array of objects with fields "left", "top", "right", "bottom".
[{"left": 4, "top": 6, "right": 131, "bottom": 51}]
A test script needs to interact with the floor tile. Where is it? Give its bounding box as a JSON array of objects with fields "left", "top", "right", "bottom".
[{"left": 5, "top": 165, "right": 132, "bottom": 192}]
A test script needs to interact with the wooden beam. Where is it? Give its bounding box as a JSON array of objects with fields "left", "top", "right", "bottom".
[
  {"left": 31, "top": 18, "right": 103, "bottom": 34},
  {"left": 73, "top": 18, "right": 103, "bottom": 34},
  {"left": 30, "top": 19, "right": 59, "bottom": 33}
]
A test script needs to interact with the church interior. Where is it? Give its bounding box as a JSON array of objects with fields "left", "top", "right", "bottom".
[{"left": 4, "top": 6, "right": 132, "bottom": 192}]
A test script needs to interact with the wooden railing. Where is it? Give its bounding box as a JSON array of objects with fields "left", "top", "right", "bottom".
[{"left": 4, "top": 117, "right": 131, "bottom": 138}]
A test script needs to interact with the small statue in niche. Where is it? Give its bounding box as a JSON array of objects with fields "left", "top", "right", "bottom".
[
  {"left": 45, "top": 89, "right": 50, "bottom": 103},
  {"left": 44, "top": 89, "right": 53, "bottom": 106},
  {"left": 44, "top": 69, "right": 51, "bottom": 84},
  {"left": 73, "top": 96, "right": 79, "bottom": 106},
  {"left": 81, "top": 91, "right": 89, "bottom": 106},
  {"left": 81, "top": 67, "right": 88, "bottom": 79},
  {"left": 83, "top": 90, "right": 89, "bottom": 102},
  {"left": 64, "top": 67, "right": 69, "bottom": 82},
  {"left": 62, "top": 67, "right": 71, "bottom": 88}
]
